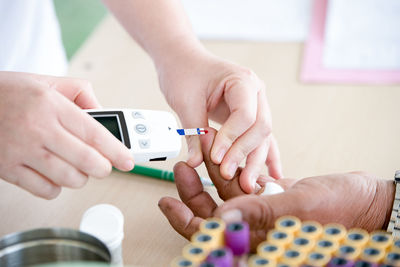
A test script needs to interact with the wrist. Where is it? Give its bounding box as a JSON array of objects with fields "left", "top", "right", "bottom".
[
  {"left": 358, "top": 178, "right": 395, "bottom": 231},
  {"left": 152, "top": 37, "right": 209, "bottom": 74}
]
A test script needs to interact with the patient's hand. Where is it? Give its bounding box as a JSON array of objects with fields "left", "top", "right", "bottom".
[{"left": 158, "top": 128, "right": 394, "bottom": 249}]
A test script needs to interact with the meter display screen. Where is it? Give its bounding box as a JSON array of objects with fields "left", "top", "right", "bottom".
[{"left": 93, "top": 116, "right": 122, "bottom": 141}]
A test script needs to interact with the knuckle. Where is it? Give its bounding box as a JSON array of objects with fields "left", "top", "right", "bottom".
[
  {"left": 240, "top": 109, "right": 257, "bottom": 127},
  {"left": 64, "top": 170, "right": 88, "bottom": 189},
  {"left": 77, "top": 150, "right": 98, "bottom": 171},
  {"left": 231, "top": 144, "right": 248, "bottom": 161},
  {"left": 78, "top": 79, "right": 94, "bottom": 92}
]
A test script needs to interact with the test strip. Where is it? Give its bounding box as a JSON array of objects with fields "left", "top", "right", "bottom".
[{"left": 176, "top": 128, "right": 208, "bottom": 136}]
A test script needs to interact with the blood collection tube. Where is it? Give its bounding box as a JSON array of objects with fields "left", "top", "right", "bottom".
[
  {"left": 327, "top": 257, "right": 355, "bottom": 267},
  {"left": 224, "top": 221, "right": 250, "bottom": 256},
  {"left": 353, "top": 260, "right": 379, "bottom": 267},
  {"left": 322, "top": 224, "right": 347, "bottom": 244},
  {"left": 199, "top": 262, "right": 216, "bottom": 267},
  {"left": 383, "top": 251, "right": 400, "bottom": 266},
  {"left": 200, "top": 218, "right": 226, "bottom": 247},
  {"left": 206, "top": 247, "right": 233, "bottom": 267},
  {"left": 368, "top": 231, "right": 393, "bottom": 251},
  {"left": 391, "top": 240, "right": 400, "bottom": 253},
  {"left": 344, "top": 228, "right": 370, "bottom": 248},
  {"left": 360, "top": 247, "right": 385, "bottom": 264},
  {"left": 304, "top": 251, "right": 331, "bottom": 267},
  {"left": 290, "top": 236, "right": 316, "bottom": 253},
  {"left": 335, "top": 244, "right": 361, "bottom": 261},
  {"left": 191, "top": 232, "right": 219, "bottom": 252},
  {"left": 298, "top": 221, "right": 323, "bottom": 241},
  {"left": 314, "top": 239, "right": 340, "bottom": 255},
  {"left": 247, "top": 255, "right": 276, "bottom": 267},
  {"left": 170, "top": 256, "right": 196, "bottom": 267},
  {"left": 182, "top": 243, "right": 208, "bottom": 263},
  {"left": 257, "top": 241, "right": 284, "bottom": 261},
  {"left": 276, "top": 264, "right": 296, "bottom": 267},
  {"left": 267, "top": 229, "right": 294, "bottom": 248},
  {"left": 280, "top": 248, "right": 306, "bottom": 266},
  {"left": 275, "top": 216, "right": 301, "bottom": 236}
]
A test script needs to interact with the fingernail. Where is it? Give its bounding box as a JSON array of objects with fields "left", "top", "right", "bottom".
[
  {"left": 254, "top": 183, "right": 262, "bottom": 194},
  {"left": 123, "top": 159, "right": 134, "bottom": 171},
  {"left": 227, "top": 162, "right": 238, "bottom": 178},
  {"left": 213, "top": 147, "right": 227, "bottom": 164}
]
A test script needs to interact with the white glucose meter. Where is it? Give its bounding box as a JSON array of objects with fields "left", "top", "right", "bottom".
[{"left": 87, "top": 109, "right": 182, "bottom": 162}]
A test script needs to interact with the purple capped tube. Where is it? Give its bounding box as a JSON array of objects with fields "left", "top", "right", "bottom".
[
  {"left": 224, "top": 221, "right": 250, "bottom": 256},
  {"left": 206, "top": 247, "right": 233, "bottom": 267}
]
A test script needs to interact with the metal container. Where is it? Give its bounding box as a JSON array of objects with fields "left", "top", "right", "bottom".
[{"left": 0, "top": 228, "right": 111, "bottom": 267}]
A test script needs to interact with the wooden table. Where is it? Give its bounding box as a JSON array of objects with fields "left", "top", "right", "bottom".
[{"left": 1, "top": 16, "right": 399, "bottom": 266}]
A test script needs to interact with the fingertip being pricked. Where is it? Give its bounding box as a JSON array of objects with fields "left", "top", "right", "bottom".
[{"left": 186, "top": 148, "right": 203, "bottom": 168}]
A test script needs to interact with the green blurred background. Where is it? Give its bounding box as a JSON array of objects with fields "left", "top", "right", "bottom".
[{"left": 53, "top": 0, "right": 107, "bottom": 60}]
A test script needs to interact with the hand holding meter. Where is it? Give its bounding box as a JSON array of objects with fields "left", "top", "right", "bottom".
[{"left": 87, "top": 109, "right": 206, "bottom": 163}]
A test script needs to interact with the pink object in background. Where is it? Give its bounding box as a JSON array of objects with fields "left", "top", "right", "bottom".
[{"left": 301, "top": 0, "right": 400, "bottom": 84}]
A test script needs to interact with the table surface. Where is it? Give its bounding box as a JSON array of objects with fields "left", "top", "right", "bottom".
[{"left": 1, "top": 16, "right": 399, "bottom": 266}]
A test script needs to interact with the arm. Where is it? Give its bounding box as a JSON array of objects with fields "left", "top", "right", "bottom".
[
  {"left": 102, "top": 0, "right": 204, "bottom": 68},
  {"left": 103, "top": 0, "right": 283, "bottom": 192}
]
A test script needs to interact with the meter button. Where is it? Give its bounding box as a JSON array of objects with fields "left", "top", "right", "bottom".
[
  {"left": 132, "top": 111, "right": 144, "bottom": 119},
  {"left": 138, "top": 139, "right": 150, "bottom": 149},
  {"left": 135, "top": 124, "right": 147, "bottom": 134}
]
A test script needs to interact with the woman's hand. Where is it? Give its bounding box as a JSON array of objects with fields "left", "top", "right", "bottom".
[
  {"left": 158, "top": 50, "right": 282, "bottom": 193},
  {"left": 0, "top": 72, "right": 134, "bottom": 199}
]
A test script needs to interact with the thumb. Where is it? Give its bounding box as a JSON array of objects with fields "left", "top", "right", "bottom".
[
  {"left": 176, "top": 103, "right": 209, "bottom": 168},
  {"left": 40, "top": 75, "right": 101, "bottom": 109}
]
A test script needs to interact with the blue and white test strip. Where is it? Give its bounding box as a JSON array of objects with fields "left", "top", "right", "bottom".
[{"left": 176, "top": 128, "right": 208, "bottom": 136}]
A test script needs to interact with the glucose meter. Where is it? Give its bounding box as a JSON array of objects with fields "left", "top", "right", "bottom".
[{"left": 87, "top": 109, "right": 182, "bottom": 162}]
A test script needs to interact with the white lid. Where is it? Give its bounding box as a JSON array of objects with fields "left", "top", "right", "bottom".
[{"left": 80, "top": 204, "right": 124, "bottom": 248}]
